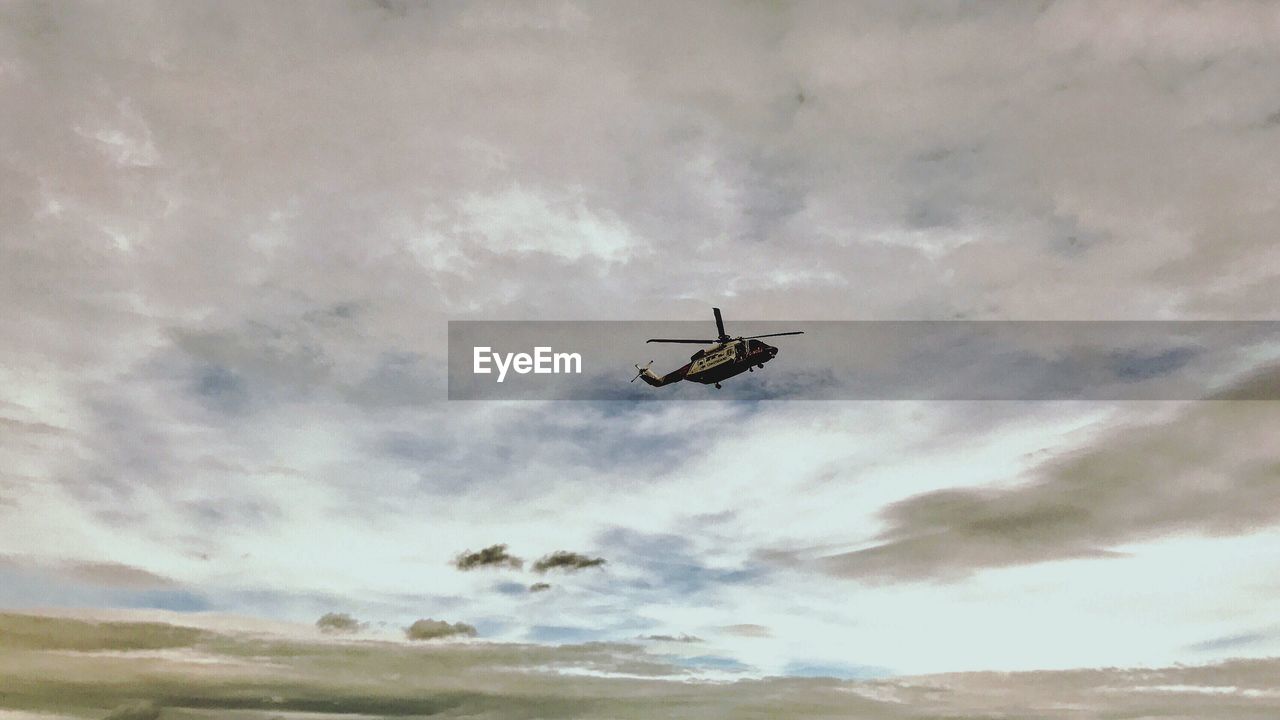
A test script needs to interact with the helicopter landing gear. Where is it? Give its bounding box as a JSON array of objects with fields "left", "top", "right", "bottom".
[
  {"left": 714, "top": 383, "right": 722, "bottom": 389},
  {"left": 757, "top": 364, "right": 764, "bottom": 369},
  {"left": 748, "top": 367, "right": 753, "bottom": 372}
]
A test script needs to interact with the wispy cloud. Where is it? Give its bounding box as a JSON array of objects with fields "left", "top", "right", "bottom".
[
  {"left": 720, "top": 624, "right": 772, "bottom": 638},
  {"left": 1185, "top": 630, "right": 1277, "bottom": 654},
  {"left": 638, "top": 633, "right": 702, "bottom": 643}
]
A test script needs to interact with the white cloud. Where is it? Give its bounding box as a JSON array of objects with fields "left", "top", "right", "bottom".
[{"left": 458, "top": 185, "right": 640, "bottom": 263}]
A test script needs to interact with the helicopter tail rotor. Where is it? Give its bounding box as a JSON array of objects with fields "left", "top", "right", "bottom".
[{"left": 631, "top": 361, "right": 654, "bottom": 383}]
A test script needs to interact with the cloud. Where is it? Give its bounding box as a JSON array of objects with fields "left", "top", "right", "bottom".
[
  {"left": 1186, "top": 630, "right": 1277, "bottom": 654},
  {"left": 4, "top": 611, "right": 1280, "bottom": 718},
  {"left": 639, "top": 633, "right": 702, "bottom": 643},
  {"left": 315, "top": 612, "right": 364, "bottom": 634},
  {"left": 529, "top": 582, "right": 552, "bottom": 593},
  {"left": 721, "top": 624, "right": 772, "bottom": 638},
  {"left": 675, "top": 655, "right": 753, "bottom": 674},
  {"left": 405, "top": 618, "right": 478, "bottom": 641},
  {"left": 492, "top": 581, "right": 530, "bottom": 597},
  {"left": 59, "top": 561, "right": 178, "bottom": 590},
  {"left": 532, "top": 551, "right": 606, "bottom": 574},
  {"left": 104, "top": 701, "right": 160, "bottom": 720},
  {"left": 818, "top": 390, "right": 1280, "bottom": 582},
  {"left": 453, "top": 544, "right": 524, "bottom": 571},
  {"left": 0, "top": 557, "right": 212, "bottom": 613},
  {"left": 1211, "top": 364, "right": 1280, "bottom": 401},
  {"left": 0, "top": 612, "right": 209, "bottom": 652},
  {"left": 526, "top": 625, "right": 600, "bottom": 644},
  {"left": 596, "top": 527, "right": 766, "bottom": 599},
  {"left": 458, "top": 184, "right": 640, "bottom": 263}
]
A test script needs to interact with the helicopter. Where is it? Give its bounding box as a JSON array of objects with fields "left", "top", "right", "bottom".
[{"left": 632, "top": 308, "right": 803, "bottom": 389}]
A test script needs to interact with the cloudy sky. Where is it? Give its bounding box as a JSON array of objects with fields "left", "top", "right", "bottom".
[{"left": 3, "top": 0, "right": 1280, "bottom": 690}]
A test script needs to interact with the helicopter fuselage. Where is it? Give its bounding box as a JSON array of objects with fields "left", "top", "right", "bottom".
[
  {"left": 686, "top": 338, "right": 778, "bottom": 384},
  {"left": 637, "top": 338, "right": 778, "bottom": 388}
]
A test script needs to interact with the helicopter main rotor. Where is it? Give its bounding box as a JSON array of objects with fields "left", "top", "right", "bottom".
[{"left": 645, "top": 307, "right": 803, "bottom": 345}]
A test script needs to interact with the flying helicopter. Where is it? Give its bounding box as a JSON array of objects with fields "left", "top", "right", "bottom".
[{"left": 632, "top": 308, "right": 803, "bottom": 389}]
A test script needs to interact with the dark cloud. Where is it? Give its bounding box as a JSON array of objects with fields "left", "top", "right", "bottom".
[
  {"left": 0, "top": 612, "right": 209, "bottom": 652},
  {"left": 532, "top": 551, "right": 606, "bottom": 574},
  {"left": 453, "top": 544, "right": 523, "bottom": 571},
  {"left": 529, "top": 582, "right": 552, "bottom": 593},
  {"left": 818, "top": 393, "right": 1280, "bottom": 582},
  {"left": 1108, "top": 346, "right": 1198, "bottom": 382},
  {"left": 191, "top": 364, "right": 250, "bottom": 415},
  {"left": 316, "top": 612, "right": 364, "bottom": 634},
  {"left": 405, "top": 618, "right": 478, "bottom": 641}
]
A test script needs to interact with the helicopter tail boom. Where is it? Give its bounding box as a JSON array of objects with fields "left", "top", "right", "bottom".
[{"left": 633, "top": 362, "right": 689, "bottom": 387}]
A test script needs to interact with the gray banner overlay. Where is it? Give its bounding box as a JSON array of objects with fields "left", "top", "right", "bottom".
[{"left": 448, "top": 321, "right": 1280, "bottom": 401}]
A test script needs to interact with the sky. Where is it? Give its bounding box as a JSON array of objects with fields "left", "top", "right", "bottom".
[{"left": 2, "top": 0, "right": 1280, "bottom": 690}]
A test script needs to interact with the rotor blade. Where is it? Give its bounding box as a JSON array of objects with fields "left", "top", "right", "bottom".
[
  {"left": 647, "top": 338, "right": 715, "bottom": 344},
  {"left": 740, "top": 331, "right": 805, "bottom": 340},
  {"left": 631, "top": 362, "right": 651, "bottom": 382},
  {"left": 713, "top": 307, "right": 726, "bottom": 339}
]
